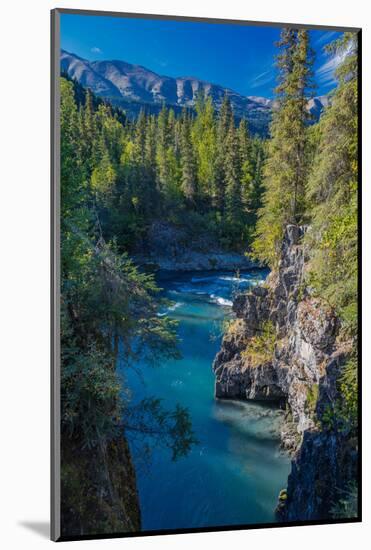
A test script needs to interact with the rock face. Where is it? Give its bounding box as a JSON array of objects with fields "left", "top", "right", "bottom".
[
  {"left": 213, "top": 225, "right": 358, "bottom": 521},
  {"left": 61, "top": 433, "right": 141, "bottom": 537},
  {"left": 133, "top": 221, "right": 258, "bottom": 272}
]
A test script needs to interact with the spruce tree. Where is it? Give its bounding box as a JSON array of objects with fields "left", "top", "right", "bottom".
[
  {"left": 156, "top": 104, "right": 170, "bottom": 191},
  {"left": 127, "top": 111, "right": 144, "bottom": 218},
  {"left": 192, "top": 94, "right": 217, "bottom": 202},
  {"left": 144, "top": 115, "right": 159, "bottom": 215},
  {"left": 238, "top": 119, "right": 254, "bottom": 212},
  {"left": 135, "top": 109, "right": 147, "bottom": 164},
  {"left": 213, "top": 95, "right": 233, "bottom": 210},
  {"left": 156, "top": 105, "right": 181, "bottom": 207},
  {"left": 224, "top": 121, "right": 243, "bottom": 242},
  {"left": 305, "top": 33, "right": 359, "bottom": 450},
  {"left": 248, "top": 139, "right": 265, "bottom": 218},
  {"left": 83, "top": 89, "right": 100, "bottom": 173},
  {"left": 252, "top": 28, "right": 315, "bottom": 266},
  {"left": 306, "top": 33, "right": 358, "bottom": 332},
  {"left": 180, "top": 111, "right": 197, "bottom": 202}
]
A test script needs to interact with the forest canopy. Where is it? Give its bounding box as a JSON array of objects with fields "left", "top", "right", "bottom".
[{"left": 59, "top": 26, "right": 359, "bottom": 531}]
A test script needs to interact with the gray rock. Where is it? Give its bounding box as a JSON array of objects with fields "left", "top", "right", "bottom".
[{"left": 212, "top": 224, "right": 357, "bottom": 522}]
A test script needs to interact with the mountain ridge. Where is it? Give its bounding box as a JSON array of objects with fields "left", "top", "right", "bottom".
[{"left": 61, "top": 49, "right": 328, "bottom": 135}]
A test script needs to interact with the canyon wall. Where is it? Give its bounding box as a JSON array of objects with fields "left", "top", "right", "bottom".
[{"left": 213, "top": 225, "right": 357, "bottom": 521}]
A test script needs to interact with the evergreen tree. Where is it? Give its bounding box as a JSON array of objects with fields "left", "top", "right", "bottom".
[
  {"left": 305, "top": 33, "right": 358, "bottom": 333},
  {"left": 238, "top": 119, "right": 251, "bottom": 167},
  {"left": 304, "top": 33, "right": 359, "bottom": 462},
  {"left": 252, "top": 28, "right": 315, "bottom": 266},
  {"left": 156, "top": 105, "right": 181, "bottom": 208},
  {"left": 135, "top": 109, "right": 147, "bottom": 164},
  {"left": 192, "top": 94, "right": 217, "bottom": 202},
  {"left": 224, "top": 122, "right": 243, "bottom": 242},
  {"left": 180, "top": 111, "right": 197, "bottom": 202},
  {"left": 213, "top": 95, "right": 233, "bottom": 209},
  {"left": 61, "top": 75, "right": 268, "bottom": 255},
  {"left": 248, "top": 139, "right": 265, "bottom": 219},
  {"left": 130, "top": 110, "right": 158, "bottom": 219},
  {"left": 156, "top": 104, "right": 170, "bottom": 190},
  {"left": 60, "top": 79, "right": 197, "bottom": 523},
  {"left": 218, "top": 94, "right": 234, "bottom": 136},
  {"left": 238, "top": 119, "right": 254, "bottom": 213},
  {"left": 90, "top": 136, "right": 116, "bottom": 205},
  {"left": 82, "top": 89, "right": 100, "bottom": 172},
  {"left": 144, "top": 114, "right": 159, "bottom": 215},
  {"left": 96, "top": 103, "right": 125, "bottom": 164}
]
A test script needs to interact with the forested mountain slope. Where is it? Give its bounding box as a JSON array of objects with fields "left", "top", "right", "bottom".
[{"left": 61, "top": 49, "right": 328, "bottom": 135}]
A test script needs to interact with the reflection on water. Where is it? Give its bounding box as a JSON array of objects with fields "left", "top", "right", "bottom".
[{"left": 123, "top": 269, "right": 290, "bottom": 531}]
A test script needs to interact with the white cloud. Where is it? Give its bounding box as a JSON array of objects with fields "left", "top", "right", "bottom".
[
  {"left": 91, "top": 46, "right": 102, "bottom": 54},
  {"left": 316, "top": 41, "right": 352, "bottom": 87},
  {"left": 314, "top": 31, "right": 338, "bottom": 47},
  {"left": 249, "top": 69, "right": 274, "bottom": 89}
]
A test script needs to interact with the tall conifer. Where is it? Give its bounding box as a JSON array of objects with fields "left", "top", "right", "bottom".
[
  {"left": 180, "top": 111, "right": 197, "bottom": 202},
  {"left": 213, "top": 95, "right": 233, "bottom": 210},
  {"left": 224, "top": 122, "right": 242, "bottom": 240},
  {"left": 252, "top": 28, "right": 315, "bottom": 266}
]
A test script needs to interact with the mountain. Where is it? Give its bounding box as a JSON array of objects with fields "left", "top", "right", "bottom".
[
  {"left": 60, "top": 50, "right": 328, "bottom": 135},
  {"left": 306, "top": 95, "right": 331, "bottom": 118}
]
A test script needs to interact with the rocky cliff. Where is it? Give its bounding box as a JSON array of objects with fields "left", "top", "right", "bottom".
[
  {"left": 61, "top": 433, "right": 141, "bottom": 537},
  {"left": 213, "top": 225, "right": 358, "bottom": 521}
]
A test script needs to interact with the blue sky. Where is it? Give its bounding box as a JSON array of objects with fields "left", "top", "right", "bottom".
[{"left": 60, "top": 13, "right": 344, "bottom": 98}]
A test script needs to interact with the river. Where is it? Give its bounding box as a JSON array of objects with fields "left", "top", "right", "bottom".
[{"left": 123, "top": 269, "right": 291, "bottom": 531}]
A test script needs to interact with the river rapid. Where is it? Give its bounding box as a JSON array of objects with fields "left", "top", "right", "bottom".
[{"left": 123, "top": 269, "right": 291, "bottom": 531}]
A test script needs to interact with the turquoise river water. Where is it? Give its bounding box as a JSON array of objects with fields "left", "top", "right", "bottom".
[{"left": 123, "top": 269, "right": 291, "bottom": 531}]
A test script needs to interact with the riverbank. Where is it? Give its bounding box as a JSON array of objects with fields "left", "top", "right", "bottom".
[
  {"left": 135, "top": 250, "right": 257, "bottom": 272},
  {"left": 133, "top": 221, "right": 259, "bottom": 272}
]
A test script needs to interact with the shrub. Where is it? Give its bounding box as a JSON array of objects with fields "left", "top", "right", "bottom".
[{"left": 242, "top": 320, "right": 275, "bottom": 367}]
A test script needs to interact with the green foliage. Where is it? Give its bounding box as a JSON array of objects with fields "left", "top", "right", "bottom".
[
  {"left": 321, "top": 356, "right": 358, "bottom": 433},
  {"left": 305, "top": 33, "right": 358, "bottom": 336},
  {"left": 330, "top": 482, "right": 358, "bottom": 519},
  {"left": 252, "top": 29, "right": 315, "bottom": 266},
  {"left": 61, "top": 77, "right": 267, "bottom": 253},
  {"left": 303, "top": 35, "right": 358, "bottom": 441},
  {"left": 61, "top": 334, "right": 121, "bottom": 449},
  {"left": 60, "top": 28, "right": 360, "bottom": 528},
  {"left": 242, "top": 320, "right": 276, "bottom": 366},
  {"left": 339, "top": 357, "right": 358, "bottom": 428},
  {"left": 305, "top": 384, "right": 319, "bottom": 416},
  {"left": 224, "top": 122, "right": 243, "bottom": 239},
  {"left": 60, "top": 77, "right": 195, "bottom": 462},
  {"left": 91, "top": 149, "right": 116, "bottom": 200},
  {"left": 180, "top": 110, "right": 197, "bottom": 202},
  {"left": 250, "top": 32, "right": 358, "bottom": 453},
  {"left": 123, "top": 398, "right": 198, "bottom": 461},
  {"left": 192, "top": 94, "right": 217, "bottom": 199}
]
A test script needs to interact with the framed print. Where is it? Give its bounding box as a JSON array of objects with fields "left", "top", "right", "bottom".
[{"left": 51, "top": 8, "right": 361, "bottom": 542}]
